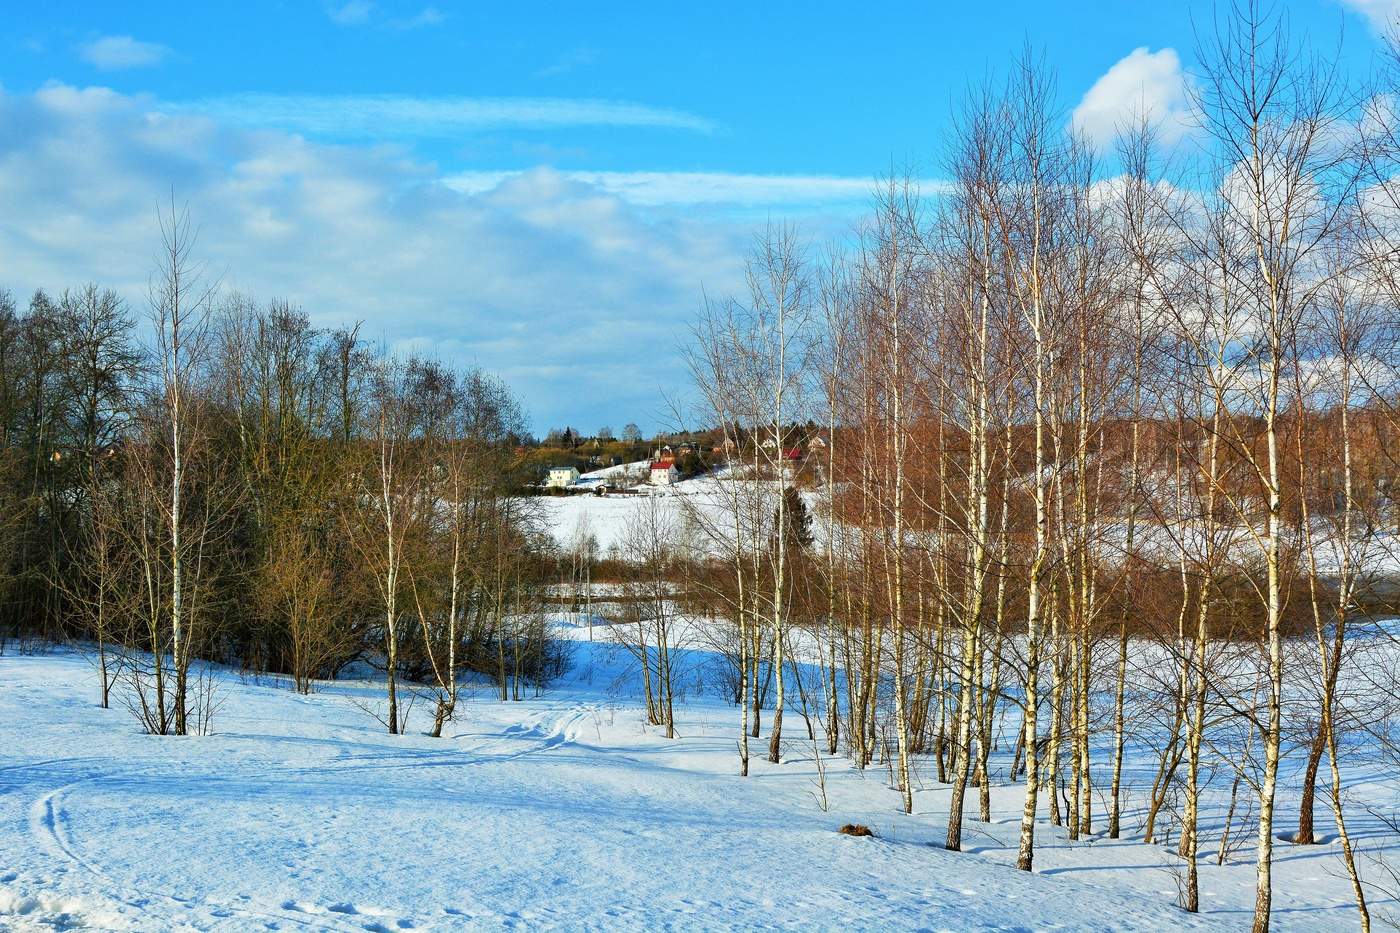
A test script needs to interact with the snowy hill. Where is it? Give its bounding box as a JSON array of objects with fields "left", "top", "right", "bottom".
[
  {"left": 571, "top": 459, "right": 651, "bottom": 489},
  {"left": 0, "top": 629, "right": 1386, "bottom": 930},
  {"left": 535, "top": 470, "right": 742, "bottom": 556}
]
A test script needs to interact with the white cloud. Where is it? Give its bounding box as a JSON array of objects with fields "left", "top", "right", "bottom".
[
  {"left": 1072, "top": 47, "right": 1193, "bottom": 151},
  {"left": 391, "top": 7, "right": 446, "bottom": 29},
  {"left": 77, "top": 35, "right": 170, "bottom": 70},
  {"left": 326, "top": 1, "right": 373, "bottom": 25},
  {"left": 0, "top": 83, "right": 764, "bottom": 432},
  {"left": 444, "top": 170, "right": 875, "bottom": 207},
  {"left": 162, "top": 94, "right": 718, "bottom": 137},
  {"left": 1341, "top": 0, "right": 1400, "bottom": 34},
  {"left": 327, "top": 3, "right": 446, "bottom": 29}
]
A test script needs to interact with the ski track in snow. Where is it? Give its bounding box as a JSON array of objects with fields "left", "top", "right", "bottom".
[
  {"left": 26, "top": 773, "right": 372, "bottom": 932},
  {"left": 1, "top": 689, "right": 602, "bottom": 930},
  {"left": 0, "top": 690, "right": 626, "bottom": 932},
  {"left": 0, "top": 641, "right": 1387, "bottom": 931}
]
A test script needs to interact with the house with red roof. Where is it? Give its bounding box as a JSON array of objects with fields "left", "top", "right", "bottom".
[{"left": 650, "top": 461, "right": 679, "bottom": 485}]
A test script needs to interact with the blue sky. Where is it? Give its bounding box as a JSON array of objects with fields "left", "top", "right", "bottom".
[{"left": 0, "top": 0, "right": 1392, "bottom": 434}]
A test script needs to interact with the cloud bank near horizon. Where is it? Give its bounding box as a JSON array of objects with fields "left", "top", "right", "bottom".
[{"left": 0, "top": 83, "right": 881, "bottom": 433}]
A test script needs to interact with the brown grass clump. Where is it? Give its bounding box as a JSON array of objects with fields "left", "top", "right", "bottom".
[{"left": 837, "top": 823, "right": 874, "bottom": 837}]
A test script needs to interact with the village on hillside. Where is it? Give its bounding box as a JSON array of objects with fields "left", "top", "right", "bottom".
[{"left": 533, "top": 429, "right": 825, "bottom": 495}]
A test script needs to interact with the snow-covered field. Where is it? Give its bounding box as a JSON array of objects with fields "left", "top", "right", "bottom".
[
  {"left": 0, "top": 625, "right": 1394, "bottom": 931},
  {"left": 569, "top": 460, "right": 651, "bottom": 491},
  {"left": 535, "top": 469, "right": 737, "bottom": 555}
]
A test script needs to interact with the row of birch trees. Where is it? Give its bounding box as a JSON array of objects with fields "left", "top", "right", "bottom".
[{"left": 686, "top": 7, "right": 1400, "bottom": 931}]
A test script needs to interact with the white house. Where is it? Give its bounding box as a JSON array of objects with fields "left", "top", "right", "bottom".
[
  {"left": 649, "top": 461, "right": 679, "bottom": 486},
  {"left": 545, "top": 466, "right": 580, "bottom": 488}
]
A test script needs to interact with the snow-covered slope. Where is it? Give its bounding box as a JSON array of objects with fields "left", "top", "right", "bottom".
[
  {"left": 572, "top": 459, "right": 650, "bottom": 489},
  {"left": 535, "top": 472, "right": 741, "bottom": 556},
  {"left": 0, "top": 632, "right": 1388, "bottom": 931}
]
